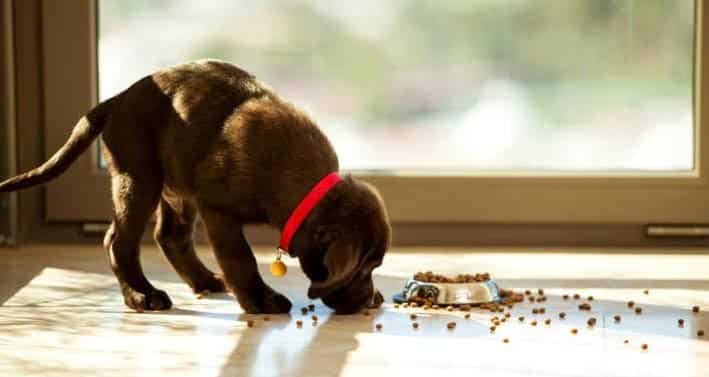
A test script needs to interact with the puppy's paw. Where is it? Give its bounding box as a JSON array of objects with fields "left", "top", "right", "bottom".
[
  {"left": 238, "top": 288, "right": 292, "bottom": 314},
  {"left": 123, "top": 288, "right": 173, "bottom": 312},
  {"left": 191, "top": 275, "right": 227, "bottom": 295}
]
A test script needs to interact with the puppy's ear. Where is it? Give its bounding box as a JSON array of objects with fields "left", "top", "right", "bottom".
[{"left": 307, "top": 234, "right": 363, "bottom": 299}]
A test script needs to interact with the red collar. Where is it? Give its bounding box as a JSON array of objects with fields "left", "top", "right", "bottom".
[{"left": 278, "top": 172, "right": 342, "bottom": 257}]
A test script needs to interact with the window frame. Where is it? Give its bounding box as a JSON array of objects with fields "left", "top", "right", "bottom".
[{"left": 38, "top": 0, "right": 709, "bottom": 234}]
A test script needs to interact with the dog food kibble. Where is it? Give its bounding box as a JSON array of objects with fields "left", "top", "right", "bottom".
[
  {"left": 531, "top": 320, "right": 538, "bottom": 326},
  {"left": 559, "top": 312, "right": 567, "bottom": 319},
  {"left": 246, "top": 320, "right": 254, "bottom": 328},
  {"left": 503, "top": 338, "right": 510, "bottom": 343},
  {"left": 412, "top": 322, "right": 419, "bottom": 329},
  {"left": 464, "top": 313, "right": 471, "bottom": 319},
  {"left": 538, "top": 288, "right": 545, "bottom": 295},
  {"left": 410, "top": 314, "right": 418, "bottom": 320},
  {"left": 532, "top": 308, "right": 539, "bottom": 314},
  {"left": 635, "top": 307, "right": 642, "bottom": 315},
  {"left": 308, "top": 304, "right": 315, "bottom": 312},
  {"left": 311, "top": 315, "right": 318, "bottom": 322},
  {"left": 529, "top": 297, "right": 536, "bottom": 303},
  {"left": 518, "top": 316, "right": 525, "bottom": 322},
  {"left": 573, "top": 294, "right": 581, "bottom": 300},
  {"left": 504, "top": 312, "right": 511, "bottom": 318},
  {"left": 493, "top": 320, "right": 501, "bottom": 326},
  {"left": 641, "top": 343, "right": 648, "bottom": 351},
  {"left": 693, "top": 306, "right": 701, "bottom": 313},
  {"left": 301, "top": 307, "right": 309, "bottom": 315},
  {"left": 296, "top": 320, "right": 303, "bottom": 327},
  {"left": 587, "top": 317, "right": 597, "bottom": 327},
  {"left": 500, "top": 317, "right": 507, "bottom": 323},
  {"left": 643, "top": 289, "right": 649, "bottom": 295},
  {"left": 563, "top": 294, "right": 570, "bottom": 300},
  {"left": 525, "top": 290, "right": 532, "bottom": 295},
  {"left": 624, "top": 339, "right": 629, "bottom": 344},
  {"left": 539, "top": 308, "right": 546, "bottom": 314},
  {"left": 263, "top": 316, "right": 271, "bottom": 321},
  {"left": 402, "top": 303, "right": 409, "bottom": 308},
  {"left": 614, "top": 315, "right": 621, "bottom": 322},
  {"left": 394, "top": 303, "right": 400, "bottom": 309},
  {"left": 490, "top": 325, "right": 496, "bottom": 332},
  {"left": 446, "top": 306, "right": 454, "bottom": 312},
  {"left": 678, "top": 319, "right": 685, "bottom": 327},
  {"left": 447, "top": 322, "right": 456, "bottom": 330},
  {"left": 628, "top": 301, "right": 635, "bottom": 308},
  {"left": 587, "top": 296, "right": 594, "bottom": 301},
  {"left": 375, "top": 323, "right": 383, "bottom": 331},
  {"left": 571, "top": 328, "right": 578, "bottom": 335},
  {"left": 579, "top": 303, "right": 592, "bottom": 311},
  {"left": 698, "top": 330, "right": 705, "bottom": 337},
  {"left": 544, "top": 319, "right": 551, "bottom": 325}
]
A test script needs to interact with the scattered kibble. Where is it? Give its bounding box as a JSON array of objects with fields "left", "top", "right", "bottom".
[
  {"left": 624, "top": 339, "right": 629, "bottom": 344},
  {"left": 573, "top": 294, "right": 581, "bottom": 300},
  {"left": 579, "top": 303, "right": 592, "bottom": 311},
  {"left": 308, "top": 304, "right": 315, "bottom": 312},
  {"left": 394, "top": 303, "right": 400, "bottom": 309},
  {"left": 447, "top": 322, "right": 457, "bottom": 330},
  {"left": 544, "top": 319, "right": 551, "bottom": 325},
  {"left": 678, "top": 319, "right": 685, "bottom": 327},
  {"left": 447, "top": 306, "right": 454, "bottom": 312},
  {"left": 464, "top": 313, "right": 471, "bottom": 319},
  {"left": 635, "top": 307, "right": 643, "bottom": 315},
  {"left": 614, "top": 315, "right": 621, "bottom": 322},
  {"left": 587, "top": 296, "right": 594, "bottom": 301},
  {"left": 500, "top": 317, "right": 507, "bottom": 323},
  {"left": 538, "top": 288, "right": 545, "bottom": 295},
  {"left": 531, "top": 320, "right": 538, "bottom": 326},
  {"left": 627, "top": 301, "right": 635, "bottom": 308},
  {"left": 525, "top": 290, "right": 532, "bottom": 296},
  {"left": 641, "top": 343, "right": 648, "bottom": 351},
  {"left": 375, "top": 323, "right": 383, "bottom": 331},
  {"left": 559, "top": 312, "right": 567, "bottom": 320},
  {"left": 504, "top": 312, "right": 511, "bottom": 318},
  {"left": 587, "top": 317, "right": 597, "bottom": 327},
  {"left": 490, "top": 325, "right": 496, "bottom": 332},
  {"left": 311, "top": 315, "right": 318, "bottom": 322},
  {"left": 518, "top": 316, "right": 525, "bottom": 322},
  {"left": 643, "top": 289, "right": 649, "bottom": 295},
  {"left": 693, "top": 306, "right": 700, "bottom": 313},
  {"left": 532, "top": 308, "right": 539, "bottom": 314},
  {"left": 246, "top": 320, "right": 254, "bottom": 328},
  {"left": 300, "top": 307, "right": 309, "bottom": 315},
  {"left": 539, "top": 308, "right": 546, "bottom": 314},
  {"left": 503, "top": 338, "right": 510, "bottom": 343},
  {"left": 296, "top": 320, "right": 303, "bottom": 327},
  {"left": 571, "top": 328, "right": 578, "bottom": 334},
  {"left": 402, "top": 303, "right": 409, "bottom": 308},
  {"left": 529, "top": 297, "right": 536, "bottom": 303},
  {"left": 410, "top": 314, "right": 418, "bottom": 320},
  {"left": 493, "top": 320, "right": 501, "bottom": 326},
  {"left": 698, "top": 330, "right": 705, "bottom": 337},
  {"left": 412, "top": 322, "right": 419, "bottom": 329},
  {"left": 562, "top": 294, "right": 570, "bottom": 300}
]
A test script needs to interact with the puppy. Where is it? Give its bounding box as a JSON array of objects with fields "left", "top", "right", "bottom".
[{"left": 0, "top": 60, "right": 390, "bottom": 314}]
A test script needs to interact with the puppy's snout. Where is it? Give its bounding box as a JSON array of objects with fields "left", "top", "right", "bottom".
[{"left": 368, "top": 289, "right": 384, "bottom": 308}]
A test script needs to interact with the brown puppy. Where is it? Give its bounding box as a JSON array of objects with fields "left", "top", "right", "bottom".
[{"left": 0, "top": 60, "right": 390, "bottom": 314}]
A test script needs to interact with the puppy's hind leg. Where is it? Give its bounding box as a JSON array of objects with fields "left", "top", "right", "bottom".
[
  {"left": 105, "top": 174, "right": 172, "bottom": 311},
  {"left": 154, "top": 195, "right": 226, "bottom": 294}
]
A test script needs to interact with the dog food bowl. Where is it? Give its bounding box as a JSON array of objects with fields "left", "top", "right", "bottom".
[{"left": 392, "top": 278, "right": 501, "bottom": 305}]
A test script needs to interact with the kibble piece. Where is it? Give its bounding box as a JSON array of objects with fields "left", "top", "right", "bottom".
[
  {"left": 301, "top": 307, "right": 309, "bottom": 315},
  {"left": 635, "top": 307, "right": 642, "bottom": 315},
  {"left": 643, "top": 289, "right": 649, "bottom": 295},
  {"left": 296, "top": 320, "right": 303, "bottom": 327},
  {"left": 587, "top": 317, "right": 597, "bottom": 327},
  {"left": 698, "top": 330, "right": 705, "bottom": 337},
  {"left": 447, "top": 322, "right": 457, "bottom": 330},
  {"left": 614, "top": 315, "right": 621, "bottom": 322},
  {"left": 624, "top": 339, "right": 629, "bottom": 344},
  {"left": 375, "top": 323, "right": 383, "bottom": 331},
  {"left": 627, "top": 301, "right": 635, "bottom": 308},
  {"left": 525, "top": 290, "right": 532, "bottom": 296},
  {"left": 246, "top": 320, "right": 254, "bottom": 328},
  {"left": 693, "top": 305, "right": 700, "bottom": 313},
  {"left": 539, "top": 308, "right": 546, "bottom": 314},
  {"left": 311, "top": 315, "right": 318, "bottom": 322},
  {"left": 559, "top": 312, "right": 567, "bottom": 320},
  {"left": 538, "top": 288, "right": 545, "bottom": 295},
  {"left": 529, "top": 297, "right": 536, "bottom": 303},
  {"left": 678, "top": 319, "right": 685, "bottom": 327},
  {"left": 493, "top": 320, "right": 501, "bottom": 326},
  {"left": 562, "top": 294, "right": 570, "bottom": 300},
  {"left": 412, "top": 322, "right": 419, "bottom": 329},
  {"left": 490, "top": 325, "right": 496, "bottom": 332},
  {"left": 531, "top": 320, "right": 538, "bottom": 326},
  {"left": 503, "top": 338, "right": 509, "bottom": 343},
  {"left": 573, "top": 294, "right": 581, "bottom": 300},
  {"left": 641, "top": 343, "right": 648, "bottom": 351},
  {"left": 518, "top": 316, "right": 525, "bottom": 322},
  {"left": 571, "top": 328, "right": 578, "bottom": 334},
  {"left": 410, "top": 314, "right": 418, "bottom": 320},
  {"left": 464, "top": 313, "right": 471, "bottom": 319},
  {"left": 263, "top": 316, "right": 271, "bottom": 321},
  {"left": 532, "top": 308, "right": 539, "bottom": 314},
  {"left": 394, "top": 303, "right": 400, "bottom": 309},
  {"left": 446, "top": 306, "right": 454, "bottom": 312},
  {"left": 504, "top": 312, "right": 511, "bottom": 318},
  {"left": 308, "top": 304, "right": 315, "bottom": 311},
  {"left": 402, "top": 303, "right": 409, "bottom": 308},
  {"left": 500, "top": 317, "right": 507, "bottom": 323},
  {"left": 544, "top": 318, "right": 551, "bottom": 325},
  {"left": 579, "top": 303, "right": 592, "bottom": 311},
  {"left": 587, "top": 296, "right": 594, "bottom": 301}
]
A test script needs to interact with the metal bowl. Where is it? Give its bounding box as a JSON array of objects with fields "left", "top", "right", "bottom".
[{"left": 392, "top": 278, "right": 501, "bottom": 305}]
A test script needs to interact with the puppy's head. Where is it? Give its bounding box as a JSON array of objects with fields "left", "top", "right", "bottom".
[{"left": 294, "top": 176, "right": 390, "bottom": 314}]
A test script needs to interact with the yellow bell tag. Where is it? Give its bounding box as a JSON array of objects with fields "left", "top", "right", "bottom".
[{"left": 270, "top": 251, "right": 287, "bottom": 277}]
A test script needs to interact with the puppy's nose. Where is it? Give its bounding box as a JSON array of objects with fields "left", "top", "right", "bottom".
[{"left": 369, "top": 289, "right": 384, "bottom": 308}]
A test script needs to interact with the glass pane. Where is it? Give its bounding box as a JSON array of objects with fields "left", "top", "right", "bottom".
[{"left": 98, "top": 0, "right": 695, "bottom": 172}]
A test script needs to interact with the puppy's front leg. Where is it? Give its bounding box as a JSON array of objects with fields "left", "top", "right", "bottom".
[{"left": 198, "top": 206, "right": 292, "bottom": 314}]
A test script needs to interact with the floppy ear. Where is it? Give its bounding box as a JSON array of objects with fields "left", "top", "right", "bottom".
[{"left": 307, "top": 235, "right": 363, "bottom": 299}]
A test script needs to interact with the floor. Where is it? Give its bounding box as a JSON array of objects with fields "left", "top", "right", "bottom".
[{"left": 0, "top": 245, "right": 707, "bottom": 377}]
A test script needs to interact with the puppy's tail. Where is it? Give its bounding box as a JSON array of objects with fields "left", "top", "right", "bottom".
[{"left": 0, "top": 97, "right": 116, "bottom": 192}]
